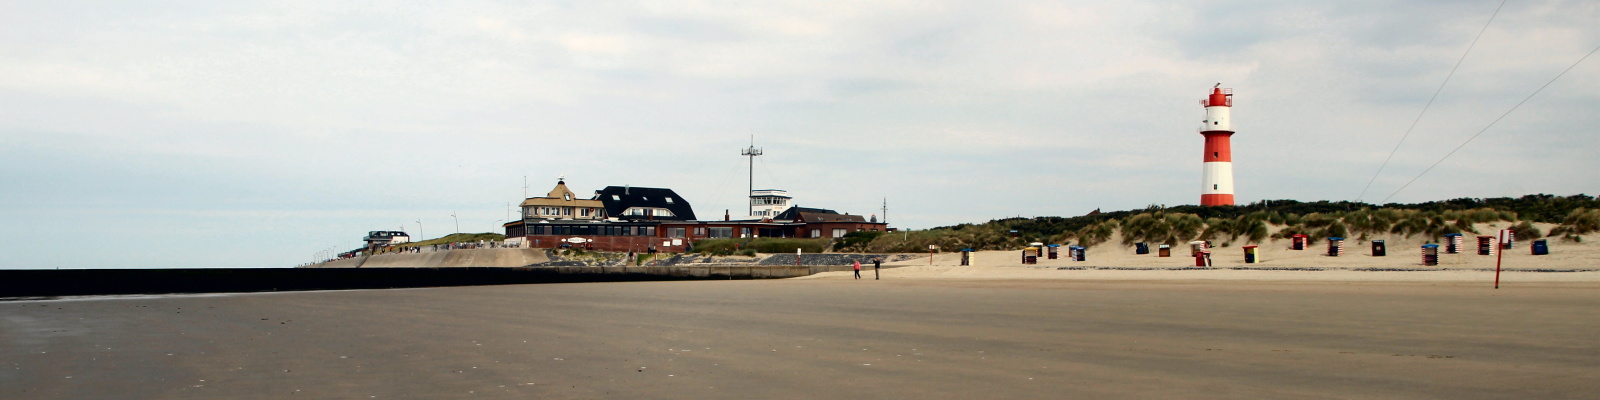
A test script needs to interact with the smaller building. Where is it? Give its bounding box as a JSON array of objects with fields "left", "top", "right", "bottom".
[
  {"left": 364, "top": 231, "right": 410, "bottom": 249},
  {"left": 518, "top": 178, "right": 606, "bottom": 223},
  {"left": 748, "top": 189, "right": 792, "bottom": 219}
]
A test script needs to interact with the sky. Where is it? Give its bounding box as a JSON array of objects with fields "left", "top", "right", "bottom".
[{"left": 2, "top": 1, "right": 1597, "bottom": 269}]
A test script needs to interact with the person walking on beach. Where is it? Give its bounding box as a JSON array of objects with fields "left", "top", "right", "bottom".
[
  {"left": 853, "top": 260, "right": 862, "bottom": 279},
  {"left": 872, "top": 258, "right": 881, "bottom": 280}
]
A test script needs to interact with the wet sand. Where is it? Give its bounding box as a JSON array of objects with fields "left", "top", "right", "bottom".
[{"left": 4, "top": 277, "right": 1598, "bottom": 399}]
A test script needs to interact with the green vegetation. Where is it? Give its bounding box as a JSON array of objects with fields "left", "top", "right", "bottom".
[
  {"left": 1548, "top": 208, "right": 1600, "bottom": 242},
  {"left": 397, "top": 232, "right": 508, "bottom": 248},
  {"left": 691, "top": 238, "right": 830, "bottom": 255},
  {"left": 856, "top": 194, "right": 1597, "bottom": 252},
  {"left": 834, "top": 231, "right": 884, "bottom": 252}
]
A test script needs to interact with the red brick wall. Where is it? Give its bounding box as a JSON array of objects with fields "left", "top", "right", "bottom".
[{"left": 795, "top": 222, "right": 888, "bottom": 238}]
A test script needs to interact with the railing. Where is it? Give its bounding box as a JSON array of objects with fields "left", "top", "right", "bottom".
[{"left": 1199, "top": 98, "right": 1233, "bottom": 107}]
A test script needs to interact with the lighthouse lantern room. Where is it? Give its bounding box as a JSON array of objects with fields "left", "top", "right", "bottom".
[{"left": 1199, "top": 84, "right": 1236, "bottom": 206}]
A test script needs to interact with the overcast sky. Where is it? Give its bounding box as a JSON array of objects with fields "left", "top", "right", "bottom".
[{"left": 3, "top": 1, "right": 1597, "bottom": 268}]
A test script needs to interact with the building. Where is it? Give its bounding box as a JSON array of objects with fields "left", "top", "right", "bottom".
[
  {"left": 503, "top": 178, "right": 888, "bottom": 252},
  {"left": 595, "top": 185, "right": 696, "bottom": 221},
  {"left": 748, "top": 189, "right": 792, "bottom": 219},
  {"left": 363, "top": 231, "right": 410, "bottom": 249},
  {"left": 503, "top": 179, "right": 693, "bottom": 252},
  {"left": 518, "top": 178, "right": 606, "bottom": 223}
]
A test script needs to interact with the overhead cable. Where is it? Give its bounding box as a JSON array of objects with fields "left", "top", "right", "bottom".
[{"left": 1356, "top": 0, "right": 1507, "bottom": 203}]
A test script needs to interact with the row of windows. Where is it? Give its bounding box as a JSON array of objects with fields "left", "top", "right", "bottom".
[
  {"left": 527, "top": 207, "right": 600, "bottom": 218},
  {"left": 751, "top": 198, "right": 788, "bottom": 205},
  {"left": 528, "top": 225, "right": 656, "bottom": 236},
  {"left": 522, "top": 224, "right": 876, "bottom": 239},
  {"left": 622, "top": 208, "right": 675, "bottom": 217},
  {"left": 609, "top": 195, "right": 676, "bottom": 204}
]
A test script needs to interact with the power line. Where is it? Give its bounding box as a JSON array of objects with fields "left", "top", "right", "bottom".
[
  {"left": 1381, "top": 41, "right": 1600, "bottom": 204},
  {"left": 1356, "top": 0, "right": 1507, "bottom": 203}
]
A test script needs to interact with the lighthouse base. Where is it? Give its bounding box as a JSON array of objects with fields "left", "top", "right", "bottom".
[{"left": 1201, "top": 194, "right": 1234, "bottom": 206}]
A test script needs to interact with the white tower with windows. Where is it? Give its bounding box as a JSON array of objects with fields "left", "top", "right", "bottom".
[{"left": 749, "top": 189, "right": 792, "bottom": 219}]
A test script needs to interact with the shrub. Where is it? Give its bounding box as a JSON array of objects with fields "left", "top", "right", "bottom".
[
  {"left": 1511, "top": 220, "right": 1543, "bottom": 240},
  {"left": 1074, "top": 220, "right": 1116, "bottom": 247},
  {"left": 835, "top": 231, "right": 884, "bottom": 252}
]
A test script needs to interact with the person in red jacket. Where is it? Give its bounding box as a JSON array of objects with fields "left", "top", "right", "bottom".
[{"left": 853, "top": 260, "right": 861, "bottom": 280}]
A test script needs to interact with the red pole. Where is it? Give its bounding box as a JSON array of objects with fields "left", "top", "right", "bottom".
[{"left": 1494, "top": 229, "right": 1508, "bottom": 289}]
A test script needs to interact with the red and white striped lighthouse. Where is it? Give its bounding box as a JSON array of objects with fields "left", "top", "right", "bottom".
[{"left": 1199, "top": 84, "right": 1235, "bottom": 206}]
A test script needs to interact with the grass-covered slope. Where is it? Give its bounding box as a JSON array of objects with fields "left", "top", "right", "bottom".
[{"left": 861, "top": 194, "right": 1600, "bottom": 252}]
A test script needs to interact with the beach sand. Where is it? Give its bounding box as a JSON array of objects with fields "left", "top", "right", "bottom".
[
  {"left": 4, "top": 275, "right": 1598, "bottom": 399},
  {"left": 869, "top": 222, "right": 1598, "bottom": 281}
]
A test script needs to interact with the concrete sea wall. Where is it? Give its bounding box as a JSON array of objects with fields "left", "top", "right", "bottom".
[
  {"left": 0, "top": 265, "right": 862, "bottom": 298},
  {"left": 311, "top": 248, "right": 551, "bottom": 268}
]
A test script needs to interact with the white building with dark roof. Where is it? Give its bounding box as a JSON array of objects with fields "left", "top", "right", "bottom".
[{"left": 748, "top": 189, "right": 792, "bottom": 219}]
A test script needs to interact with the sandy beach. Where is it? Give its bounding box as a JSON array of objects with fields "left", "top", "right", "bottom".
[
  {"left": 6, "top": 227, "right": 1597, "bottom": 399},
  {"left": 859, "top": 224, "right": 1600, "bottom": 284},
  {"left": 4, "top": 269, "right": 1598, "bottom": 399}
]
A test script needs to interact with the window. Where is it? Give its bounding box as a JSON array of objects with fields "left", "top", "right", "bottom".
[
  {"left": 1214, "top": 152, "right": 1219, "bottom": 158},
  {"left": 832, "top": 229, "right": 846, "bottom": 237},
  {"left": 612, "top": 195, "right": 621, "bottom": 201},
  {"left": 694, "top": 227, "right": 706, "bottom": 236},
  {"left": 709, "top": 227, "right": 733, "bottom": 238},
  {"left": 668, "top": 227, "right": 686, "bottom": 238},
  {"left": 665, "top": 197, "right": 674, "bottom": 204},
  {"left": 562, "top": 207, "right": 572, "bottom": 216},
  {"left": 809, "top": 229, "right": 821, "bottom": 238},
  {"left": 741, "top": 228, "right": 753, "bottom": 238},
  {"left": 564, "top": 193, "right": 571, "bottom": 201},
  {"left": 580, "top": 208, "right": 591, "bottom": 217},
  {"left": 1214, "top": 184, "right": 1218, "bottom": 190}
]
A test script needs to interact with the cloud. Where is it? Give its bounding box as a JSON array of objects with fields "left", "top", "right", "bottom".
[{"left": 1, "top": 0, "right": 1597, "bottom": 268}]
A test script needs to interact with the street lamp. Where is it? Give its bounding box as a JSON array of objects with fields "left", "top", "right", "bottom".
[{"left": 451, "top": 212, "right": 460, "bottom": 234}]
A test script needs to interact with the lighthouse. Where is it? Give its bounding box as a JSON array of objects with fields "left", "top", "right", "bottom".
[{"left": 1199, "top": 84, "right": 1235, "bottom": 206}]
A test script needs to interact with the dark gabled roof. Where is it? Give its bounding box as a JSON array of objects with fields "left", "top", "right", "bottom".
[
  {"left": 593, "top": 186, "right": 697, "bottom": 221},
  {"left": 773, "top": 206, "right": 837, "bottom": 220},
  {"left": 796, "top": 212, "right": 866, "bottom": 223}
]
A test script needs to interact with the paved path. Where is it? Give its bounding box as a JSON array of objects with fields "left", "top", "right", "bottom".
[{"left": 3, "top": 279, "right": 1597, "bottom": 399}]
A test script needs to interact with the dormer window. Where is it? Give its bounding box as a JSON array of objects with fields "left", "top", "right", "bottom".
[
  {"left": 564, "top": 193, "right": 572, "bottom": 201},
  {"left": 665, "top": 197, "right": 674, "bottom": 204},
  {"left": 612, "top": 195, "right": 621, "bottom": 201}
]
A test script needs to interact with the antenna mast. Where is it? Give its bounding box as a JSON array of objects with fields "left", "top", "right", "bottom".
[{"left": 741, "top": 135, "right": 762, "bottom": 217}]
